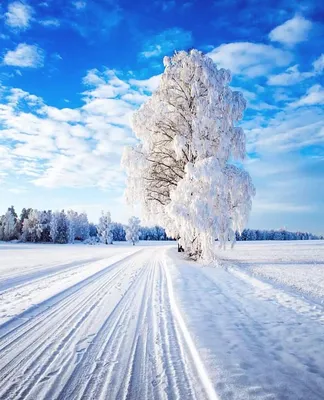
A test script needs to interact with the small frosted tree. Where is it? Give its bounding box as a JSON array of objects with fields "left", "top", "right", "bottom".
[
  {"left": 20, "top": 208, "right": 32, "bottom": 235},
  {"left": 8, "top": 206, "right": 19, "bottom": 238},
  {"left": 66, "top": 211, "right": 89, "bottom": 243},
  {"left": 77, "top": 212, "right": 90, "bottom": 241},
  {"left": 39, "top": 210, "right": 52, "bottom": 242},
  {"left": 67, "top": 210, "right": 78, "bottom": 243},
  {"left": 56, "top": 211, "right": 68, "bottom": 244},
  {"left": 50, "top": 212, "right": 59, "bottom": 243},
  {"left": 50, "top": 211, "right": 68, "bottom": 243},
  {"left": 2, "top": 211, "right": 16, "bottom": 241},
  {"left": 126, "top": 217, "right": 141, "bottom": 245},
  {"left": 122, "top": 49, "right": 255, "bottom": 260},
  {"left": 97, "top": 211, "right": 113, "bottom": 244},
  {"left": 21, "top": 209, "right": 43, "bottom": 242}
]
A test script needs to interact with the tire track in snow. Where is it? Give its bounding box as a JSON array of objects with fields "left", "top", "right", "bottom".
[
  {"left": 0, "top": 247, "right": 219, "bottom": 400},
  {"left": 0, "top": 249, "right": 140, "bottom": 327},
  {"left": 0, "top": 250, "right": 141, "bottom": 342},
  {"left": 162, "top": 256, "right": 220, "bottom": 400},
  {"left": 56, "top": 259, "right": 151, "bottom": 400},
  {"left": 0, "top": 256, "right": 104, "bottom": 293},
  {"left": 166, "top": 251, "right": 324, "bottom": 400},
  {"left": 16, "top": 259, "right": 143, "bottom": 400},
  {"left": 0, "top": 250, "right": 144, "bottom": 400}
]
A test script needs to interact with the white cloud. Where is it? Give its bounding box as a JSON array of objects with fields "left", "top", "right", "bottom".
[
  {"left": 39, "top": 18, "right": 60, "bottom": 27},
  {"left": 40, "top": 106, "right": 82, "bottom": 122},
  {"left": 122, "top": 92, "right": 149, "bottom": 104},
  {"left": 142, "top": 46, "right": 162, "bottom": 59},
  {"left": 267, "top": 64, "right": 313, "bottom": 86},
  {"left": 140, "top": 28, "right": 192, "bottom": 59},
  {"left": 73, "top": 1, "right": 87, "bottom": 9},
  {"left": 208, "top": 42, "right": 292, "bottom": 77},
  {"left": 129, "top": 74, "right": 161, "bottom": 92},
  {"left": 290, "top": 85, "right": 324, "bottom": 108},
  {"left": 7, "top": 87, "right": 43, "bottom": 106},
  {"left": 83, "top": 69, "right": 129, "bottom": 93},
  {"left": 5, "top": 1, "right": 33, "bottom": 30},
  {"left": 0, "top": 69, "right": 155, "bottom": 190},
  {"left": 52, "top": 53, "right": 63, "bottom": 61},
  {"left": 0, "top": 145, "right": 15, "bottom": 182},
  {"left": 245, "top": 107, "right": 324, "bottom": 153},
  {"left": 83, "top": 68, "right": 106, "bottom": 86},
  {"left": 269, "top": 15, "right": 312, "bottom": 46},
  {"left": 3, "top": 43, "right": 45, "bottom": 68},
  {"left": 313, "top": 54, "right": 324, "bottom": 73},
  {"left": 268, "top": 53, "right": 324, "bottom": 86},
  {"left": 83, "top": 68, "right": 129, "bottom": 89}
]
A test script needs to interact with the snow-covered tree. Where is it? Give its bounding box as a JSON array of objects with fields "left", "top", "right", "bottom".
[
  {"left": 126, "top": 217, "right": 141, "bottom": 245},
  {"left": 122, "top": 49, "right": 255, "bottom": 260},
  {"left": 66, "top": 211, "right": 89, "bottom": 243},
  {"left": 111, "top": 222, "right": 126, "bottom": 241},
  {"left": 50, "top": 211, "right": 59, "bottom": 243},
  {"left": 39, "top": 210, "right": 52, "bottom": 242},
  {"left": 97, "top": 211, "right": 113, "bottom": 244},
  {"left": 89, "top": 223, "right": 97, "bottom": 237},
  {"left": 8, "top": 206, "right": 20, "bottom": 238},
  {"left": 2, "top": 210, "right": 16, "bottom": 241},
  {"left": 67, "top": 210, "right": 78, "bottom": 243},
  {"left": 56, "top": 211, "right": 68, "bottom": 244},
  {"left": 19, "top": 208, "right": 32, "bottom": 235},
  {"left": 21, "top": 209, "right": 43, "bottom": 242},
  {"left": 77, "top": 212, "right": 90, "bottom": 241},
  {"left": 50, "top": 211, "right": 68, "bottom": 243}
]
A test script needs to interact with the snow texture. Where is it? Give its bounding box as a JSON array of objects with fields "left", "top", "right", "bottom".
[{"left": 0, "top": 241, "right": 323, "bottom": 399}]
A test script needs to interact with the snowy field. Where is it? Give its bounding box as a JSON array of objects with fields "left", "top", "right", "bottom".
[{"left": 0, "top": 241, "right": 324, "bottom": 399}]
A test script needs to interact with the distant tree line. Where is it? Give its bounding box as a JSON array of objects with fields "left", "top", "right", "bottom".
[
  {"left": 235, "top": 228, "right": 323, "bottom": 241},
  {"left": 0, "top": 206, "right": 173, "bottom": 244},
  {"left": 0, "top": 206, "right": 322, "bottom": 244}
]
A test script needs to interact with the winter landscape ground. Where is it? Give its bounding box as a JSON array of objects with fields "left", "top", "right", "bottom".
[{"left": 0, "top": 241, "right": 324, "bottom": 400}]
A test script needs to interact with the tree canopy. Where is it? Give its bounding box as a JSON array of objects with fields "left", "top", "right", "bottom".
[{"left": 123, "top": 49, "right": 255, "bottom": 259}]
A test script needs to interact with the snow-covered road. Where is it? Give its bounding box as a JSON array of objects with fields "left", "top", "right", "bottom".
[{"left": 0, "top": 242, "right": 324, "bottom": 400}]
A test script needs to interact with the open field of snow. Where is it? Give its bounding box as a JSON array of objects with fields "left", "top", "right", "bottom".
[
  {"left": 219, "top": 241, "right": 324, "bottom": 302},
  {"left": 0, "top": 241, "right": 324, "bottom": 399}
]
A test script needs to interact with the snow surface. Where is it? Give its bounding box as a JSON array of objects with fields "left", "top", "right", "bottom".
[
  {"left": 219, "top": 240, "right": 324, "bottom": 302},
  {"left": 0, "top": 241, "right": 323, "bottom": 399}
]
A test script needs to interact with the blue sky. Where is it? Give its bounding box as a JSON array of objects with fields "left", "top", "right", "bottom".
[{"left": 0, "top": 0, "right": 323, "bottom": 233}]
